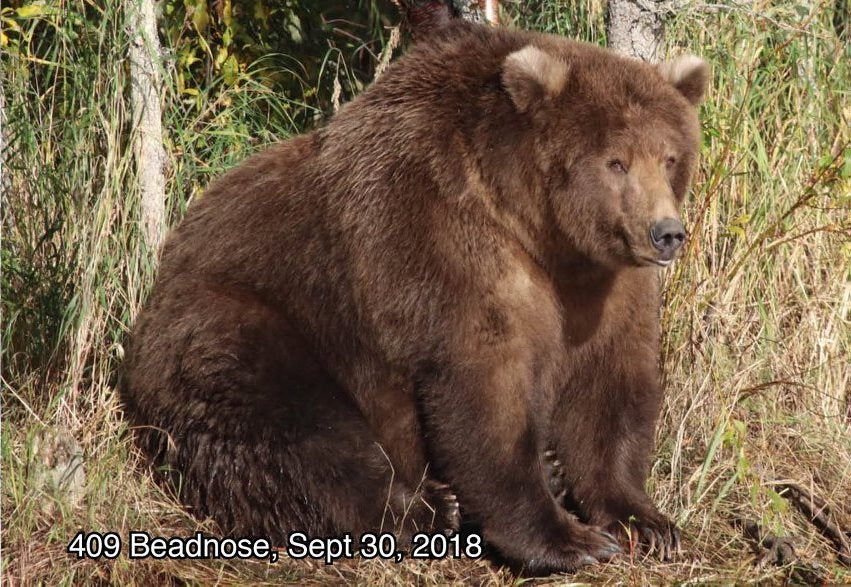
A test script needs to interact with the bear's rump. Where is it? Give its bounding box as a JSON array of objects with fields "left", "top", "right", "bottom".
[{"left": 124, "top": 280, "right": 422, "bottom": 539}]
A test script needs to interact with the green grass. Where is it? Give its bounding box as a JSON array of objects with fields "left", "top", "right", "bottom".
[{"left": 3, "top": 0, "right": 850, "bottom": 584}]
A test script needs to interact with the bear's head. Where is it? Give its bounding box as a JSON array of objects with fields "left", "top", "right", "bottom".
[{"left": 499, "top": 43, "right": 708, "bottom": 269}]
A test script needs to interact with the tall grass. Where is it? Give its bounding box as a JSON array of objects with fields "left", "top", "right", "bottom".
[
  {"left": 655, "top": 1, "right": 850, "bottom": 573},
  {"left": 2, "top": 0, "right": 849, "bottom": 584}
]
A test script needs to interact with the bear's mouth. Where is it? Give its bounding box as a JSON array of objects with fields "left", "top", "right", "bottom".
[
  {"left": 616, "top": 225, "right": 677, "bottom": 268},
  {"left": 634, "top": 251, "right": 676, "bottom": 267},
  {"left": 653, "top": 247, "right": 678, "bottom": 266},
  {"left": 638, "top": 252, "right": 677, "bottom": 267}
]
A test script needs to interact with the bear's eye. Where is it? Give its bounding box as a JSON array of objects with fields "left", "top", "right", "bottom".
[
  {"left": 608, "top": 159, "right": 628, "bottom": 174},
  {"left": 665, "top": 156, "right": 677, "bottom": 169}
]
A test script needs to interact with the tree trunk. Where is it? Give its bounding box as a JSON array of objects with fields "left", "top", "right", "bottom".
[
  {"left": 126, "top": 0, "right": 166, "bottom": 254},
  {"left": 398, "top": 0, "right": 499, "bottom": 40},
  {"left": 0, "top": 70, "right": 8, "bottom": 204},
  {"left": 607, "top": 0, "right": 669, "bottom": 61},
  {"left": 452, "top": 0, "right": 499, "bottom": 24}
]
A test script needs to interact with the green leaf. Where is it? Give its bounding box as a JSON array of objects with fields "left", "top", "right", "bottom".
[
  {"left": 728, "top": 225, "right": 745, "bottom": 239},
  {"left": 221, "top": 0, "right": 232, "bottom": 26},
  {"left": 16, "top": 3, "right": 46, "bottom": 18},
  {"left": 215, "top": 47, "right": 228, "bottom": 68},
  {"left": 841, "top": 149, "right": 851, "bottom": 179},
  {"left": 287, "top": 22, "right": 302, "bottom": 44},
  {"left": 728, "top": 213, "right": 751, "bottom": 239},
  {"left": 2, "top": 15, "right": 20, "bottom": 31},
  {"left": 191, "top": 0, "right": 209, "bottom": 33},
  {"left": 766, "top": 488, "right": 788, "bottom": 514},
  {"left": 222, "top": 54, "right": 238, "bottom": 86}
]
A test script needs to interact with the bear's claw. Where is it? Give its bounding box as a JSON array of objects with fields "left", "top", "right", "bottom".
[
  {"left": 421, "top": 479, "right": 462, "bottom": 534},
  {"left": 617, "top": 515, "right": 682, "bottom": 561},
  {"left": 544, "top": 448, "right": 567, "bottom": 503}
]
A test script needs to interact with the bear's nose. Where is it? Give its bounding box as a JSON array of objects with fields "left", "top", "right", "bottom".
[{"left": 650, "top": 218, "right": 686, "bottom": 258}]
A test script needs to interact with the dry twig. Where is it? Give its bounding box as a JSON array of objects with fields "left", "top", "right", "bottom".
[{"left": 777, "top": 483, "right": 851, "bottom": 566}]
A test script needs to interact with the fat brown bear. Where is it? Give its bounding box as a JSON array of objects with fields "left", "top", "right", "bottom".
[{"left": 121, "top": 20, "right": 707, "bottom": 575}]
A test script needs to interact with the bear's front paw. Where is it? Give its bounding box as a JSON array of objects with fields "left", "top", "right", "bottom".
[
  {"left": 609, "top": 512, "right": 681, "bottom": 561},
  {"left": 567, "top": 519, "right": 624, "bottom": 563},
  {"left": 523, "top": 517, "right": 622, "bottom": 575}
]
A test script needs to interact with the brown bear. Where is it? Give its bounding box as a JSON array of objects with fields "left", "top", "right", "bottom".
[{"left": 121, "top": 20, "right": 707, "bottom": 575}]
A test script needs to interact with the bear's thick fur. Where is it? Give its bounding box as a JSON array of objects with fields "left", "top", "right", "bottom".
[{"left": 121, "top": 21, "right": 707, "bottom": 574}]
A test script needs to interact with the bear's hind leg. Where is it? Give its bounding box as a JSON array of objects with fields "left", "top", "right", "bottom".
[{"left": 124, "top": 283, "right": 455, "bottom": 543}]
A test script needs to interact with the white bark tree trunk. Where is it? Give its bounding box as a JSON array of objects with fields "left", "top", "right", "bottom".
[
  {"left": 400, "top": 1, "right": 499, "bottom": 41},
  {"left": 452, "top": 0, "right": 499, "bottom": 24},
  {"left": 127, "top": 0, "right": 166, "bottom": 253},
  {"left": 607, "top": 0, "right": 669, "bottom": 61},
  {"left": 0, "top": 71, "right": 8, "bottom": 205}
]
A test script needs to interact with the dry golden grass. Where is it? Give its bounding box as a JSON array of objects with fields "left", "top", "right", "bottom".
[{"left": 2, "top": 0, "right": 849, "bottom": 584}]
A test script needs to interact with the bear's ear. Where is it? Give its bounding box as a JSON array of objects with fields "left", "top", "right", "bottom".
[
  {"left": 502, "top": 45, "right": 569, "bottom": 113},
  {"left": 657, "top": 55, "right": 709, "bottom": 106}
]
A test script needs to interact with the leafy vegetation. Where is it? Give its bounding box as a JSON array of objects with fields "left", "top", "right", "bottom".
[{"left": 2, "top": 0, "right": 849, "bottom": 583}]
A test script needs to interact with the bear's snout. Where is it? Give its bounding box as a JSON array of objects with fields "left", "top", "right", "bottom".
[{"left": 650, "top": 218, "right": 686, "bottom": 262}]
